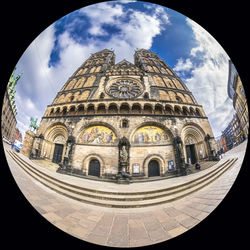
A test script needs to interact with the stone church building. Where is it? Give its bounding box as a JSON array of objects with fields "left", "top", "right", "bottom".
[{"left": 21, "top": 49, "right": 217, "bottom": 180}]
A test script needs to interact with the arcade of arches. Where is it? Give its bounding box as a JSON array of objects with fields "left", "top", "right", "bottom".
[{"left": 28, "top": 120, "right": 213, "bottom": 178}]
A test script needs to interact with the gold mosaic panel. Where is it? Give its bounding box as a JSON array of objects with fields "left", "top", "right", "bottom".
[
  {"left": 81, "top": 126, "right": 116, "bottom": 144},
  {"left": 132, "top": 126, "right": 170, "bottom": 144}
]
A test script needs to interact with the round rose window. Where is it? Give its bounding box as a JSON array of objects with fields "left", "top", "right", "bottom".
[{"left": 108, "top": 80, "right": 142, "bottom": 99}]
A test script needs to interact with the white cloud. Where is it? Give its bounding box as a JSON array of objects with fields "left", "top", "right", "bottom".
[
  {"left": 174, "top": 58, "right": 193, "bottom": 72},
  {"left": 177, "top": 18, "right": 233, "bottom": 137},
  {"left": 79, "top": 2, "right": 124, "bottom": 36},
  {"left": 118, "top": 0, "right": 137, "bottom": 3},
  {"left": 14, "top": 2, "right": 171, "bottom": 138},
  {"left": 78, "top": 2, "right": 170, "bottom": 62}
]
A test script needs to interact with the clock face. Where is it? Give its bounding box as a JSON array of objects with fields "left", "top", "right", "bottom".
[{"left": 108, "top": 80, "right": 142, "bottom": 99}]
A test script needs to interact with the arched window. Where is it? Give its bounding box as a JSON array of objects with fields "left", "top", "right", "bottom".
[
  {"left": 87, "top": 104, "right": 95, "bottom": 114},
  {"left": 55, "top": 108, "right": 60, "bottom": 115},
  {"left": 196, "top": 108, "right": 202, "bottom": 117},
  {"left": 100, "top": 92, "right": 105, "bottom": 99},
  {"left": 143, "top": 104, "right": 153, "bottom": 114},
  {"left": 131, "top": 104, "right": 141, "bottom": 114},
  {"left": 190, "top": 107, "right": 196, "bottom": 116},
  {"left": 182, "top": 107, "right": 189, "bottom": 116},
  {"left": 155, "top": 104, "right": 163, "bottom": 115},
  {"left": 120, "top": 103, "right": 130, "bottom": 114},
  {"left": 77, "top": 105, "right": 84, "bottom": 115},
  {"left": 121, "top": 119, "right": 129, "bottom": 128},
  {"left": 165, "top": 105, "right": 173, "bottom": 115},
  {"left": 108, "top": 104, "right": 118, "bottom": 114},
  {"left": 68, "top": 106, "right": 76, "bottom": 115},
  {"left": 144, "top": 92, "right": 149, "bottom": 99},
  {"left": 97, "top": 104, "right": 106, "bottom": 114},
  {"left": 174, "top": 106, "right": 182, "bottom": 115},
  {"left": 62, "top": 107, "right": 67, "bottom": 115},
  {"left": 176, "top": 96, "right": 182, "bottom": 102}
]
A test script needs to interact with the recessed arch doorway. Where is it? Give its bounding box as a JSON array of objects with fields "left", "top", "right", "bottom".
[
  {"left": 148, "top": 160, "right": 160, "bottom": 177},
  {"left": 88, "top": 159, "right": 101, "bottom": 177},
  {"left": 52, "top": 144, "right": 64, "bottom": 163}
]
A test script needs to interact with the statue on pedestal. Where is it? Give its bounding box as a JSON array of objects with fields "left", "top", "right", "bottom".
[
  {"left": 117, "top": 137, "right": 131, "bottom": 184},
  {"left": 120, "top": 146, "right": 128, "bottom": 168},
  {"left": 29, "top": 117, "right": 38, "bottom": 132}
]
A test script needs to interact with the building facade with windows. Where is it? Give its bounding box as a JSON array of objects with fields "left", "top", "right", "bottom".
[
  {"left": 21, "top": 49, "right": 217, "bottom": 180},
  {"left": 221, "top": 123, "right": 235, "bottom": 151},
  {"left": 1, "top": 68, "right": 20, "bottom": 143},
  {"left": 13, "top": 127, "right": 22, "bottom": 143},
  {"left": 227, "top": 60, "right": 248, "bottom": 140},
  {"left": 230, "top": 113, "right": 244, "bottom": 145}
]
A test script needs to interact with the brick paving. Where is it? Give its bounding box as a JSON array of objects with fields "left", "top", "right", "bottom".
[{"left": 3, "top": 140, "right": 247, "bottom": 247}]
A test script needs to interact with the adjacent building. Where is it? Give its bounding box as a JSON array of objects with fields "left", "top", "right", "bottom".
[
  {"left": 13, "top": 127, "right": 22, "bottom": 143},
  {"left": 230, "top": 113, "right": 244, "bottom": 145},
  {"left": 227, "top": 60, "right": 248, "bottom": 140},
  {"left": 1, "top": 68, "right": 21, "bottom": 143},
  {"left": 221, "top": 123, "right": 235, "bottom": 151}
]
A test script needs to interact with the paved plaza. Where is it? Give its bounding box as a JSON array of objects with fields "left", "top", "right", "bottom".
[{"left": 2, "top": 140, "right": 248, "bottom": 248}]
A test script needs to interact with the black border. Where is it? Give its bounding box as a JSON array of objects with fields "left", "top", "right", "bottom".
[{"left": 1, "top": 0, "right": 249, "bottom": 249}]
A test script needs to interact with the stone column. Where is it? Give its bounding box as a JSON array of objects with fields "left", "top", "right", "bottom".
[
  {"left": 173, "top": 135, "right": 187, "bottom": 176},
  {"left": 20, "top": 130, "right": 35, "bottom": 157}
]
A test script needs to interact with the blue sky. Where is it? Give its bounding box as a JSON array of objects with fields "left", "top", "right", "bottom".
[{"left": 13, "top": 0, "right": 235, "bottom": 138}]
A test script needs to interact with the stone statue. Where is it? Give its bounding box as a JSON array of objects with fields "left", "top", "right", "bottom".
[
  {"left": 120, "top": 146, "right": 128, "bottom": 164},
  {"left": 65, "top": 142, "right": 72, "bottom": 157},
  {"left": 9, "top": 67, "right": 21, "bottom": 89},
  {"left": 29, "top": 117, "right": 38, "bottom": 132}
]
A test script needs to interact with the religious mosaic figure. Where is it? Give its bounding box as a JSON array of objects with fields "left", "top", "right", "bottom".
[
  {"left": 82, "top": 126, "right": 116, "bottom": 144},
  {"left": 132, "top": 126, "right": 169, "bottom": 144}
]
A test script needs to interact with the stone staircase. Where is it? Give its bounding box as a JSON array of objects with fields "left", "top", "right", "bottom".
[
  {"left": 7, "top": 150, "right": 237, "bottom": 209},
  {"left": 189, "top": 160, "right": 218, "bottom": 174}
]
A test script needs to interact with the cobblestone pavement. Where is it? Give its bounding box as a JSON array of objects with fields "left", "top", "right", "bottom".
[{"left": 3, "top": 140, "right": 248, "bottom": 248}]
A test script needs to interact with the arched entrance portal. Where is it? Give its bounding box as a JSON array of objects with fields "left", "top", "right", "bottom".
[
  {"left": 185, "top": 144, "right": 197, "bottom": 164},
  {"left": 181, "top": 124, "right": 207, "bottom": 164},
  {"left": 148, "top": 160, "right": 160, "bottom": 177},
  {"left": 88, "top": 159, "right": 100, "bottom": 177},
  {"left": 52, "top": 144, "right": 64, "bottom": 163}
]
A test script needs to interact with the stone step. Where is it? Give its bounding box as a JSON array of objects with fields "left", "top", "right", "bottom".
[
  {"left": 8, "top": 150, "right": 232, "bottom": 197},
  {"left": 8, "top": 151, "right": 237, "bottom": 208},
  {"left": 7, "top": 150, "right": 237, "bottom": 208}
]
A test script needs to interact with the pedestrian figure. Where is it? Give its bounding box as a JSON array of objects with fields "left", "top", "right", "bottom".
[{"left": 195, "top": 162, "right": 201, "bottom": 170}]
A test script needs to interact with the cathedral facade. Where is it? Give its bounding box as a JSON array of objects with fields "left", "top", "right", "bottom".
[{"left": 24, "top": 49, "right": 217, "bottom": 180}]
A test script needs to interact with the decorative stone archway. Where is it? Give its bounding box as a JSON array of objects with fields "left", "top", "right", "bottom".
[
  {"left": 181, "top": 124, "right": 207, "bottom": 164},
  {"left": 143, "top": 154, "right": 165, "bottom": 177},
  {"left": 41, "top": 123, "right": 69, "bottom": 162},
  {"left": 82, "top": 154, "right": 105, "bottom": 177}
]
